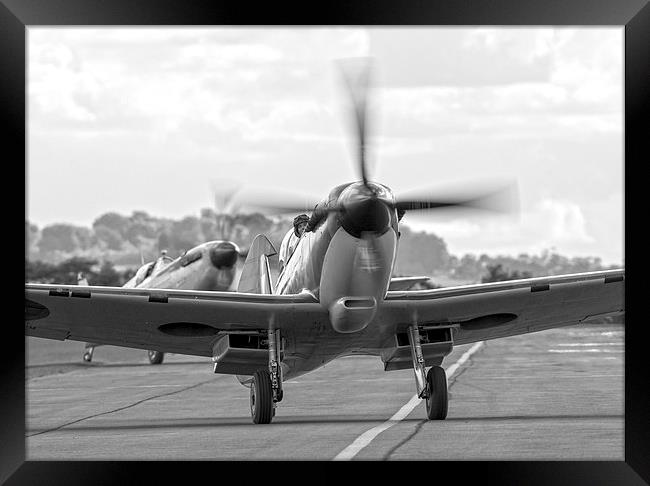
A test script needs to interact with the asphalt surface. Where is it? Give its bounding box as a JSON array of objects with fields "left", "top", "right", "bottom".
[{"left": 26, "top": 324, "right": 624, "bottom": 460}]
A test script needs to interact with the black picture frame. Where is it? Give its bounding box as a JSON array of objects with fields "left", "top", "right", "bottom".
[{"left": 6, "top": 0, "right": 646, "bottom": 483}]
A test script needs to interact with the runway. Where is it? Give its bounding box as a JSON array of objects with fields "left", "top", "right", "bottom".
[{"left": 26, "top": 323, "right": 624, "bottom": 460}]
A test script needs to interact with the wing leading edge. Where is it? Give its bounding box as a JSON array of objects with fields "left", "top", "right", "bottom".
[
  {"left": 25, "top": 284, "right": 326, "bottom": 357},
  {"left": 25, "top": 269, "right": 624, "bottom": 357},
  {"left": 388, "top": 276, "right": 432, "bottom": 291},
  {"left": 380, "top": 269, "right": 624, "bottom": 345}
]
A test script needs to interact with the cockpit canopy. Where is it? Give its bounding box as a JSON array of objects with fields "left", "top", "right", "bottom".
[
  {"left": 132, "top": 261, "right": 155, "bottom": 286},
  {"left": 128, "top": 252, "right": 174, "bottom": 287},
  {"left": 151, "top": 253, "right": 174, "bottom": 274}
]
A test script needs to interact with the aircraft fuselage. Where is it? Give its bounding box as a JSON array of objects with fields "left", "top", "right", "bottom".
[
  {"left": 270, "top": 182, "right": 402, "bottom": 378},
  {"left": 127, "top": 241, "right": 239, "bottom": 292},
  {"left": 275, "top": 181, "right": 399, "bottom": 302}
]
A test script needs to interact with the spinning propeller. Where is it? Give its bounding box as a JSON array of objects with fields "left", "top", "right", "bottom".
[
  {"left": 337, "top": 57, "right": 519, "bottom": 219},
  {"left": 233, "top": 57, "right": 519, "bottom": 295},
  {"left": 235, "top": 57, "right": 518, "bottom": 219},
  {"left": 209, "top": 180, "right": 249, "bottom": 260}
]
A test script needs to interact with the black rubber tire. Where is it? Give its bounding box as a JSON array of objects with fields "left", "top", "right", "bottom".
[
  {"left": 425, "top": 365, "right": 448, "bottom": 420},
  {"left": 83, "top": 345, "right": 94, "bottom": 362},
  {"left": 250, "top": 369, "right": 274, "bottom": 424},
  {"left": 148, "top": 350, "right": 164, "bottom": 365}
]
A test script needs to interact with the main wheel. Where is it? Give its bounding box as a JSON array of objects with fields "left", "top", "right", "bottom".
[
  {"left": 250, "top": 369, "right": 274, "bottom": 424},
  {"left": 425, "top": 365, "right": 448, "bottom": 420},
  {"left": 148, "top": 350, "right": 164, "bottom": 365}
]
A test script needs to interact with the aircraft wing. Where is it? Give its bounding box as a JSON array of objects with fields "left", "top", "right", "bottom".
[
  {"left": 388, "top": 276, "right": 431, "bottom": 291},
  {"left": 26, "top": 269, "right": 625, "bottom": 357},
  {"left": 25, "top": 284, "right": 326, "bottom": 357},
  {"left": 380, "top": 269, "right": 624, "bottom": 345}
]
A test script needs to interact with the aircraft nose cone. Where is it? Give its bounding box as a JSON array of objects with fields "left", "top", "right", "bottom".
[
  {"left": 340, "top": 197, "right": 391, "bottom": 237},
  {"left": 209, "top": 242, "right": 239, "bottom": 268}
]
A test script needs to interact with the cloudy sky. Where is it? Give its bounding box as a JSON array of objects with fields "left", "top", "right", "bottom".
[{"left": 27, "top": 27, "right": 624, "bottom": 265}]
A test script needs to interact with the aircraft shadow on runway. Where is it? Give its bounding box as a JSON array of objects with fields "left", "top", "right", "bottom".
[
  {"left": 27, "top": 361, "right": 207, "bottom": 370},
  {"left": 26, "top": 413, "right": 623, "bottom": 434}
]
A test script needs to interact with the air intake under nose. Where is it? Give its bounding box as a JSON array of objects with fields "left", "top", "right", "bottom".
[{"left": 209, "top": 242, "right": 239, "bottom": 268}]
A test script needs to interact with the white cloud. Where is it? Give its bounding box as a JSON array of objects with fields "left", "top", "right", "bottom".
[
  {"left": 405, "top": 197, "right": 604, "bottom": 262},
  {"left": 462, "top": 28, "right": 555, "bottom": 64},
  {"left": 371, "top": 28, "right": 553, "bottom": 87},
  {"left": 26, "top": 27, "right": 623, "bottom": 266},
  {"left": 549, "top": 29, "right": 623, "bottom": 111},
  {"left": 178, "top": 42, "right": 285, "bottom": 67},
  {"left": 535, "top": 198, "right": 595, "bottom": 244}
]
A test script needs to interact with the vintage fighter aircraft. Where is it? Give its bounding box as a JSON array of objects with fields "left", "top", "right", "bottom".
[
  {"left": 79, "top": 244, "right": 241, "bottom": 364},
  {"left": 24, "top": 59, "right": 624, "bottom": 424}
]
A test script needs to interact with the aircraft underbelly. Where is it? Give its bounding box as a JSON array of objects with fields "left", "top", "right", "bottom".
[{"left": 280, "top": 323, "right": 389, "bottom": 379}]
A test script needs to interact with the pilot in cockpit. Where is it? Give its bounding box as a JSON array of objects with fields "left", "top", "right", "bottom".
[
  {"left": 278, "top": 214, "right": 309, "bottom": 274},
  {"left": 151, "top": 249, "right": 174, "bottom": 273}
]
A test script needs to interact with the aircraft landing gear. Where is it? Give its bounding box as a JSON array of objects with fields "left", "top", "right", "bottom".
[
  {"left": 249, "top": 329, "right": 283, "bottom": 424},
  {"left": 83, "top": 344, "right": 95, "bottom": 362},
  {"left": 250, "top": 369, "right": 274, "bottom": 424},
  {"left": 407, "top": 325, "right": 448, "bottom": 420},
  {"left": 148, "top": 350, "right": 165, "bottom": 364},
  {"left": 425, "top": 366, "right": 448, "bottom": 420}
]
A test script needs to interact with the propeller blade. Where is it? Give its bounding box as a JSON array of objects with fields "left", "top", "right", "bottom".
[
  {"left": 235, "top": 202, "right": 321, "bottom": 215},
  {"left": 211, "top": 182, "right": 242, "bottom": 214},
  {"left": 231, "top": 187, "right": 329, "bottom": 215},
  {"left": 216, "top": 59, "right": 378, "bottom": 218},
  {"left": 209, "top": 180, "right": 244, "bottom": 242},
  {"left": 338, "top": 57, "right": 374, "bottom": 188},
  {"left": 395, "top": 181, "right": 519, "bottom": 215}
]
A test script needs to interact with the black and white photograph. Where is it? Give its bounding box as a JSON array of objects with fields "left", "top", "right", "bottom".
[{"left": 23, "top": 26, "right": 626, "bottom": 462}]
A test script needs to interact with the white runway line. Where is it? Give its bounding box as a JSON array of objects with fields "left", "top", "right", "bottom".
[{"left": 333, "top": 341, "right": 484, "bottom": 461}]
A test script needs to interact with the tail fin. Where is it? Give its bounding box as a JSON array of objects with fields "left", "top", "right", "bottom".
[{"left": 237, "top": 234, "right": 277, "bottom": 294}]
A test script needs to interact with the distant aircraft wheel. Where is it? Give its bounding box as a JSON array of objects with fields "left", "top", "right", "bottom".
[
  {"left": 83, "top": 345, "right": 94, "bottom": 363},
  {"left": 148, "top": 350, "right": 164, "bottom": 365},
  {"left": 425, "top": 365, "right": 448, "bottom": 420},
  {"left": 250, "top": 369, "right": 274, "bottom": 424}
]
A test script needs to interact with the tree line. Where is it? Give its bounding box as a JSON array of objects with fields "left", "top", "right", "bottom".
[
  {"left": 26, "top": 210, "right": 293, "bottom": 269},
  {"left": 26, "top": 209, "right": 621, "bottom": 285},
  {"left": 25, "top": 256, "right": 135, "bottom": 286}
]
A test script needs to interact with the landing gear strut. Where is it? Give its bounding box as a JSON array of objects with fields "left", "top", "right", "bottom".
[
  {"left": 407, "top": 324, "right": 448, "bottom": 420},
  {"left": 250, "top": 329, "right": 283, "bottom": 424},
  {"left": 268, "top": 329, "right": 283, "bottom": 404}
]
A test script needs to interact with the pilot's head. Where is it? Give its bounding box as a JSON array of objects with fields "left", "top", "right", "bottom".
[{"left": 293, "top": 214, "right": 309, "bottom": 236}]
